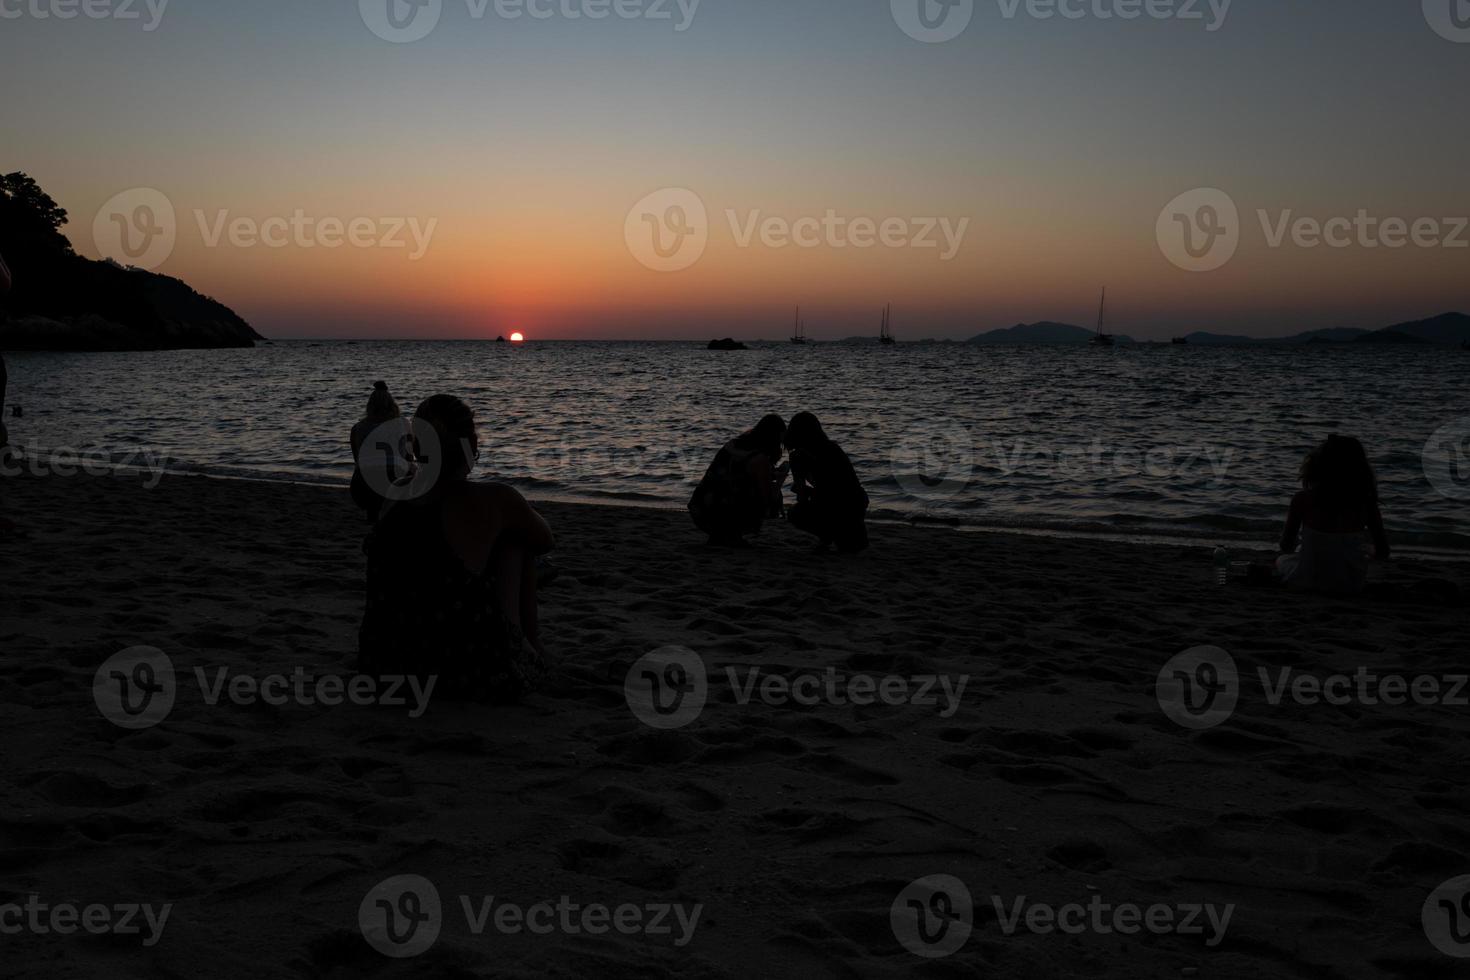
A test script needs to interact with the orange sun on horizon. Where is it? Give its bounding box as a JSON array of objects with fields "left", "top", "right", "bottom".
[{"left": 509, "top": 331, "right": 525, "bottom": 343}]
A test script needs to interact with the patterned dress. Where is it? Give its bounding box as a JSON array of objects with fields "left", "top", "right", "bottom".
[{"left": 358, "top": 499, "right": 549, "bottom": 703}]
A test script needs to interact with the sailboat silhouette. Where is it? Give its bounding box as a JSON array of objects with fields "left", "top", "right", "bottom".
[{"left": 1091, "top": 288, "right": 1115, "bottom": 348}]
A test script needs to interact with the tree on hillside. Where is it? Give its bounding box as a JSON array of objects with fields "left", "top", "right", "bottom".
[{"left": 0, "top": 171, "right": 74, "bottom": 256}]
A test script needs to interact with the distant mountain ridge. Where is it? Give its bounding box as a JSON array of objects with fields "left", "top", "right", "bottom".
[
  {"left": 968, "top": 312, "right": 1470, "bottom": 347},
  {"left": 968, "top": 321, "right": 1136, "bottom": 346}
]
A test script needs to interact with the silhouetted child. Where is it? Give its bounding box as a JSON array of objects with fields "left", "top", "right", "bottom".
[
  {"left": 349, "top": 381, "right": 411, "bottom": 521},
  {"left": 784, "top": 412, "right": 869, "bottom": 553},
  {"left": 359, "top": 394, "right": 556, "bottom": 702},
  {"left": 689, "top": 414, "right": 787, "bottom": 546},
  {"left": 1277, "top": 434, "right": 1389, "bottom": 594}
]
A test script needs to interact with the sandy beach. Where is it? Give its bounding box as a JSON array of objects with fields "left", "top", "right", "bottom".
[{"left": 1, "top": 468, "right": 1467, "bottom": 978}]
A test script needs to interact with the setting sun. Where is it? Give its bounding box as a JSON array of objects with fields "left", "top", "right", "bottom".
[{"left": 510, "top": 332, "right": 525, "bottom": 343}]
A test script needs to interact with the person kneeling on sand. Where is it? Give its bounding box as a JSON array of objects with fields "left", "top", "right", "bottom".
[
  {"left": 688, "top": 414, "right": 788, "bottom": 546},
  {"left": 1276, "top": 434, "right": 1390, "bottom": 594},
  {"left": 359, "top": 394, "right": 557, "bottom": 702},
  {"left": 784, "top": 412, "right": 869, "bottom": 553}
]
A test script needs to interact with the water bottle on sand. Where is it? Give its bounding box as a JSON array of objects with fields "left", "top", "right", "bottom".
[{"left": 1213, "top": 546, "right": 1231, "bottom": 586}]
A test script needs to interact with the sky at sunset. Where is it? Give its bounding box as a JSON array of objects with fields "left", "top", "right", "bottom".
[{"left": 4, "top": 0, "right": 1468, "bottom": 340}]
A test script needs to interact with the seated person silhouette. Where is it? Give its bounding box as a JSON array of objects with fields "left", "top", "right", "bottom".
[
  {"left": 784, "top": 412, "right": 869, "bottom": 553},
  {"left": 349, "top": 381, "right": 412, "bottom": 521},
  {"left": 688, "top": 414, "right": 787, "bottom": 546},
  {"left": 1276, "top": 434, "right": 1390, "bottom": 594},
  {"left": 359, "top": 395, "right": 556, "bottom": 702}
]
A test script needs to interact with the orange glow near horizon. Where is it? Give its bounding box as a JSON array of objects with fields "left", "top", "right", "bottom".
[{"left": 509, "top": 332, "right": 525, "bottom": 343}]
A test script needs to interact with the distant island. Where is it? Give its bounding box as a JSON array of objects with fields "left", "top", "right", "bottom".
[
  {"left": 968, "top": 321, "right": 1137, "bottom": 346},
  {"left": 968, "top": 312, "right": 1470, "bottom": 347},
  {"left": 0, "top": 172, "right": 260, "bottom": 351}
]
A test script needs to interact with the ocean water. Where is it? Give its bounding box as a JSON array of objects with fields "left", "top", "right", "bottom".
[{"left": 4, "top": 340, "right": 1468, "bottom": 554}]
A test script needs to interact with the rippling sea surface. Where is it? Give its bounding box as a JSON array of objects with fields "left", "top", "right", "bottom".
[{"left": 5, "top": 340, "right": 1468, "bottom": 553}]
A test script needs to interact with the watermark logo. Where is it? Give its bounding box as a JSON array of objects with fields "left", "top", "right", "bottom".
[
  {"left": 625, "top": 188, "right": 708, "bottom": 272},
  {"left": 892, "top": 0, "right": 974, "bottom": 43},
  {"left": 1156, "top": 646, "right": 1238, "bottom": 730},
  {"left": 1423, "top": 419, "right": 1470, "bottom": 502},
  {"left": 360, "top": 875, "right": 443, "bottom": 958},
  {"left": 891, "top": 422, "right": 975, "bottom": 503},
  {"left": 624, "top": 645, "right": 708, "bottom": 729},
  {"left": 1424, "top": 0, "right": 1470, "bottom": 42},
  {"left": 1425, "top": 875, "right": 1470, "bottom": 957},
  {"left": 358, "top": 416, "right": 449, "bottom": 502},
  {"left": 361, "top": 0, "right": 443, "bottom": 42},
  {"left": 891, "top": 874, "right": 974, "bottom": 958},
  {"left": 94, "top": 646, "right": 176, "bottom": 729},
  {"left": 93, "top": 188, "right": 176, "bottom": 271},
  {"left": 1157, "top": 188, "right": 1239, "bottom": 273}
]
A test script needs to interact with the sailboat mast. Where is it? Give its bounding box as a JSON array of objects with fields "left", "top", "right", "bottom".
[{"left": 1097, "top": 288, "right": 1106, "bottom": 335}]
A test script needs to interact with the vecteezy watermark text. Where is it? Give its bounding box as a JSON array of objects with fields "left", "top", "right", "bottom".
[
  {"left": 1158, "top": 187, "right": 1468, "bottom": 272},
  {"left": 994, "top": 0, "right": 1230, "bottom": 30},
  {"left": 891, "top": 0, "right": 1230, "bottom": 44},
  {"left": 0, "top": 442, "right": 170, "bottom": 488},
  {"left": 890, "top": 875, "right": 1233, "bottom": 959},
  {"left": 891, "top": 422, "right": 1237, "bottom": 505},
  {"left": 359, "top": 0, "right": 700, "bottom": 43},
  {"left": 0, "top": 896, "right": 172, "bottom": 947},
  {"left": 1158, "top": 647, "right": 1470, "bottom": 730},
  {"left": 92, "top": 188, "right": 438, "bottom": 271},
  {"left": 624, "top": 188, "right": 970, "bottom": 272},
  {"left": 624, "top": 646, "right": 969, "bottom": 729},
  {"left": 0, "top": 0, "right": 168, "bottom": 30},
  {"left": 726, "top": 210, "right": 969, "bottom": 261},
  {"left": 991, "top": 893, "right": 1233, "bottom": 946},
  {"left": 93, "top": 648, "right": 436, "bottom": 729},
  {"left": 195, "top": 210, "right": 437, "bottom": 260},
  {"left": 358, "top": 875, "right": 701, "bottom": 958}
]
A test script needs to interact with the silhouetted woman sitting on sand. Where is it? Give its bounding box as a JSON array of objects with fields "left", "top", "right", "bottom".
[
  {"left": 1277, "top": 434, "right": 1390, "bottom": 594},
  {"left": 689, "top": 414, "right": 788, "bottom": 546},
  {"left": 359, "top": 394, "right": 556, "bottom": 702},
  {"left": 785, "top": 412, "right": 869, "bottom": 553},
  {"left": 349, "top": 381, "right": 411, "bottom": 521}
]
